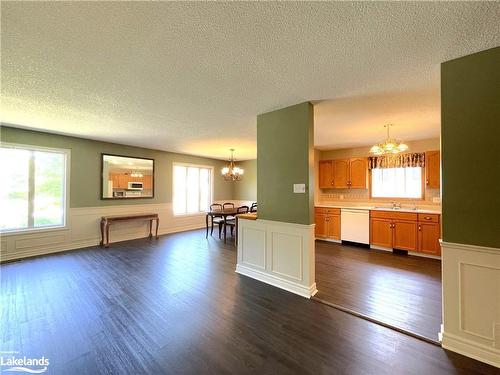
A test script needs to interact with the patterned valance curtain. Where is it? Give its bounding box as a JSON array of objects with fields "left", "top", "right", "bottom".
[{"left": 368, "top": 152, "right": 425, "bottom": 170}]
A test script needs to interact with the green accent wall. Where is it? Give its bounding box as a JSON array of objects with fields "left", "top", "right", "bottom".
[
  {"left": 232, "top": 159, "right": 257, "bottom": 201},
  {"left": 441, "top": 47, "right": 500, "bottom": 248},
  {"left": 0, "top": 126, "right": 234, "bottom": 208},
  {"left": 257, "top": 102, "right": 314, "bottom": 225}
]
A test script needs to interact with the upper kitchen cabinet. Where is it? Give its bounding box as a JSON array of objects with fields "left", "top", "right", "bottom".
[
  {"left": 318, "top": 160, "right": 334, "bottom": 188},
  {"left": 349, "top": 158, "right": 368, "bottom": 189},
  {"left": 425, "top": 151, "right": 440, "bottom": 189},
  {"left": 332, "top": 159, "right": 350, "bottom": 188},
  {"left": 319, "top": 157, "right": 368, "bottom": 189}
]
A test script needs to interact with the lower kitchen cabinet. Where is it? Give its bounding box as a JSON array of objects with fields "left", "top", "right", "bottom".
[
  {"left": 370, "top": 218, "right": 393, "bottom": 248},
  {"left": 418, "top": 222, "right": 441, "bottom": 256},
  {"left": 370, "top": 211, "right": 440, "bottom": 256},
  {"left": 392, "top": 220, "right": 417, "bottom": 251},
  {"left": 315, "top": 207, "right": 341, "bottom": 240}
]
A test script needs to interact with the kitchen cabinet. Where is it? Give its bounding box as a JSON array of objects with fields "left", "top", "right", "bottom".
[
  {"left": 315, "top": 213, "right": 328, "bottom": 237},
  {"left": 349, "top": 158, "right": 368, "bottom": 189},
  {"left": 143, "top": 175, "right": 153, "bottom": 189},
  {"left": 392, "top": 220, "right": 417, "bottom": 251},
  {"left": 315, "top": 207, "right": 341, "bottom": 240},
  {"left": 332, "top": 159, "right": 350, "bottom": 188},
  {"left": 370, "top": 218, "right": 393, "bottom": 248},
  {"left": 417, "top": 214, "right": 441, "bottom": 256},
  {"left": 370, "top": 211, "right": 440, "bottom": 256},
  {"left": 425, "top": 151, "right": 440, "bottom": 189},
  {"left": 318, "top": 160, "right": 334, "bottom": 188},
  {"left": 319, "top": 158, "right": 367, "bottom": 189}
]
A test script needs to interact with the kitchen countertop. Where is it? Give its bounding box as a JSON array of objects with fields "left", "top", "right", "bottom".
[{"left": 315, "top": 204, "right": 441, "bottom": 214}]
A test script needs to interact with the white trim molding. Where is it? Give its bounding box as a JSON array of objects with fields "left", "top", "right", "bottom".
[
  {"left": 441, "top": 241, "right": 500, "bottom": 368},
  {"left": 236, "top": 218, "right": 317, "bottom": 299},
  {"left": 0, "top": 202, "right": 206, "bottom": 262}
]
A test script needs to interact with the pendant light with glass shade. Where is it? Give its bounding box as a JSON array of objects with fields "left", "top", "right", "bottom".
[
  {"left": 369, "top": 124, "right": 409, "bottom": 155},
  {"left": 221, "top": 148, "right": 244, "bottom": 181}
]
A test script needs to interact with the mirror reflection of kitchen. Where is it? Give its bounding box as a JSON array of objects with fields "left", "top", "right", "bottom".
[{"left": 102, "top": 154, "right": 154, "bottom": 199}]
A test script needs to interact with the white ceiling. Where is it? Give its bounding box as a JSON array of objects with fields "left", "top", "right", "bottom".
[{"left": 1, "top": 2, "right": 499, "bottom": 159}]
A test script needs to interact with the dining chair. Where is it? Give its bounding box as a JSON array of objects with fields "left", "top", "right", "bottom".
[
  {"left": 225, "top": 206, "right": 249, "bottom": 237},
  {"left": 250, "top": 203, "right": 257, "bottom": 213},
  {"left": 222, "top": 202, "right": 235, "bottom": 209},
  {"left": 209, "top": 203, "right": 224, "bottom": 238}
]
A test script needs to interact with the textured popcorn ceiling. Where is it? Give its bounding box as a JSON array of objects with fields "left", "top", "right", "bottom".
[{"left": 1, "top": 2, "right": 499, "bottom": 159}]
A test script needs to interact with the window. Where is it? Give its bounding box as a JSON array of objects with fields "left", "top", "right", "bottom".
[
  {"left": 371, "top": 167, "right": 423, "bottom": 199},
  {"left": 1, "top": 144, "right": 69, "bottom": 232},
  {"left": 173, "top": 164, "right": 212, "bottom": 215}
]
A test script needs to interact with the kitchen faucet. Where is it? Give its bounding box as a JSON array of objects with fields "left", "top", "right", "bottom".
[{"left": 392, "top": 201, "right": 401, "bottom": 209}]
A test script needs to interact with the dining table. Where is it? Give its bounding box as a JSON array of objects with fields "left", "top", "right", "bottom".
[{"left": 205, "top": 208, "right": 238, "bottom": 244}]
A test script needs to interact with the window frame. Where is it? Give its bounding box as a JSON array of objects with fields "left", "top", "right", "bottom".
[
  {"left": 369, "top": 167, "right": 425, "bottom": 201},
  {"left": 172, "top": 162, "right": 214, "bottom": 216},
  {"left": 0, "top": 142, "right": 71, "bottom": 235}
]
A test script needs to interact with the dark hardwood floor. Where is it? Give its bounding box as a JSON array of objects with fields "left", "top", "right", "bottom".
[
  {"left": 1, "top": 229, "right": 496, "bottom": 374},
  {"left": 315, "top": 240, "right": 443, "bottom": 341}
]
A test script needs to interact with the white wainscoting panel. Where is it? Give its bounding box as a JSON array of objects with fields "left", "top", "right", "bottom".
[
  {"left": 236, "top": 218, "right": 316, "bottom": 298},
  {"left": 441, "top": 241, "right": 500, "bottom": 368},
  {"left": 1, "top": 203, "right": 207, "bottom": 262}
]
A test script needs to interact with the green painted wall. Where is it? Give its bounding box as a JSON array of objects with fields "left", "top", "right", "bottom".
[
  {"left": 0, "top": 126, "right": 234, "bottom": 208},
  {"left": 257, "top": 102, "right": 314, "bottom": 225},
  {"left": 232, "top": 159, "right": 257, "bottom": 201},
  {"left": 441, "top": 47, "right": 500, "bottom": 248}
]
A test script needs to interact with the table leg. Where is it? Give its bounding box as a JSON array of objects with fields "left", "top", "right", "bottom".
[
  {"left": 105, "top": 223, "right": 110, "bottom": 248},
  {"left": 149, "top": 220, "right": 153, "bottom": 238},
  {"left": 223, "top": 215, "right": 227, "bottom": 244},
  {"left": 155, "top": 218, "right": 159, "bottom": 239},
  {"left": 100, "top": 219, "right": 104, "bottom": 247},
  {"left": 205, "top": 214, "right": 209, "bottom": 238}
]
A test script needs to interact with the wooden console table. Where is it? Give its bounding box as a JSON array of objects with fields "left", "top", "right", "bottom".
[{"left": 100, "top": 213, "right": 159, "bottom": 248}]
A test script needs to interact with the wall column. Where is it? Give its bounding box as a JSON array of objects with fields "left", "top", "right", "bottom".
[
  {"left": 440, "top": 47, "right": 500, "bottom": 368},
  {"left": 236, "top": 102, "right": 316, "bottom": 298}
]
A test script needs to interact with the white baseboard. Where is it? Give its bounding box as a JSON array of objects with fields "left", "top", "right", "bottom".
[
  {"left": 442, "top": 332, "right": 500, "bottom": 368},
  {"left": 236, "top": 264, "right": 317, "bottom": 298},
  {"left": 1, "top": 223, "right": 205, "bottom": 263},
  {"left": 0, "top": 202, "right": 209, "bottom": 262}
]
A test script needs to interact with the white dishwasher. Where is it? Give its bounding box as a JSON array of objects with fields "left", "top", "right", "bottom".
[{"left": 340, "top": 208, "right": 370, "bottom": 244}]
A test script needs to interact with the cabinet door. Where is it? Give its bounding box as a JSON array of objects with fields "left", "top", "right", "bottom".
[
  {"left": 370, "top": 218, "right": 393, "bottom": 248},
  {"left": 118, "top": 174, "right": 129, "bottom": 188},
  {"left": 392, "top": 221, "right": 417, "bottom": 251},
  {"left": 318, "top": 160, "right": 334, "bottom": 189},
  {"left": 349, "top": 158, "right": 367, "bottom": 189},
  {"left": 327, "top": 215, "right": 341, "bottom": 240},
  {"left": 315, "top": 214, "right": 327, "bottom": 237},
  {"left": 143, "top": 175, "right": 153, "bottom": 189},
  {"left": 332, "top": 159, "right": 350, "bottom": 188},
  {"left": 418, "top": 223, "right": 441, "bottom": 256},
  {"left": 425, "top": 151, "right": 440, "bottom": 189},
  {"left": 110, "top": 174, "right": 120, "bottom": 189}
]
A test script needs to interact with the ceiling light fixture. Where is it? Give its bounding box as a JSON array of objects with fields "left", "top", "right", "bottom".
[
  {"left": 369, "top": 124, "right": 409, "bottom": 155},
  {"left": 221, "top": 148, "right": 244, "bottom": 181}
]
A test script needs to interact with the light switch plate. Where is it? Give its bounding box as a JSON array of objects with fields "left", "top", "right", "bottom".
[{"left": 293, "top": 184, "right": 306, "bottom": 193}]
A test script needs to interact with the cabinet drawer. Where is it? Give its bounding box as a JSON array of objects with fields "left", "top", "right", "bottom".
[
  {"left": 418, "top": 213, "right": 440, "bottom": 223},
  {"left": 370, "top": 210, "right": 417, "bottom": 222},
  {"left": 315, "top": 207, "right": 340, "bottom": 215}
]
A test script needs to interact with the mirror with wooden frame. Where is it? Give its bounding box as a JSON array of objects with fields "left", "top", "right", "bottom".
[{"left": 101, "top": 154, "right": 154, "bottom": 199}]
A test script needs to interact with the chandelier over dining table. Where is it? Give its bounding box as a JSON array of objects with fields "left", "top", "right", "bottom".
[{"left": 221, "top": 148, "right": 244, "bottom": 181}]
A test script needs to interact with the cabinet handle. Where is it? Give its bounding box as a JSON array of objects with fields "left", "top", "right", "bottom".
[
  {"left": 426, "top": 179, "right": 429, "bottom": 185},
  {"left": 331, "top": 180, "right": 334, "bottom": 185},
  {"left": 418, "top": 225, "right": 421, "bottom": 231},
  {"left": 424, "top": 216, "right": 431, "bottom": 220}
]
